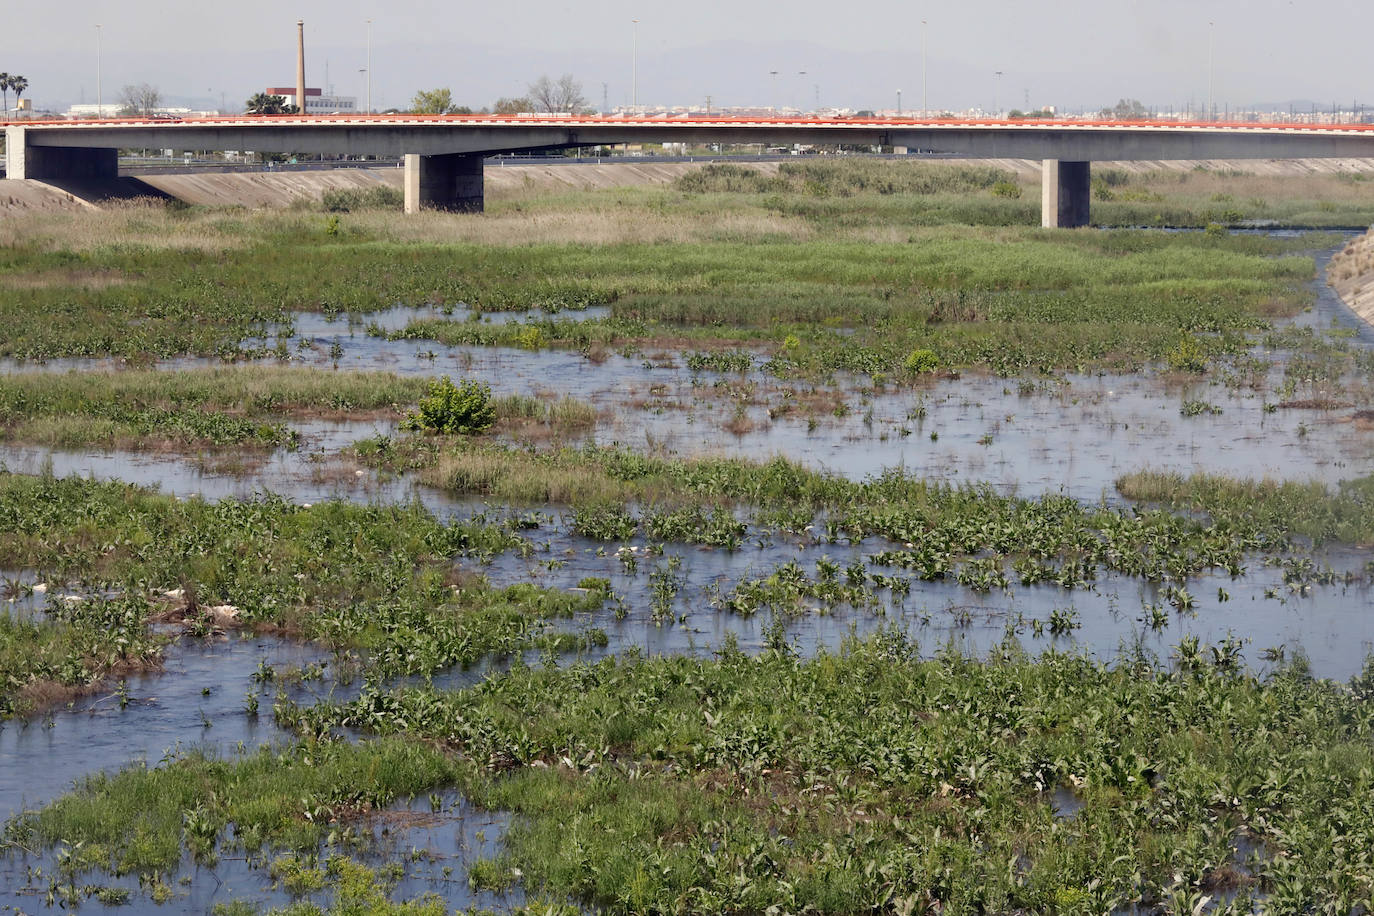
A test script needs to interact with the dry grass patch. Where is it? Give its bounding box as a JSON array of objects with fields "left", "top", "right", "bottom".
[
  {"left": 347, "top": 203, "right": 811, "bottom": 247},
  {"left": 0, "top": 201, "right": 248, "bottom": 253},
  {"left": 0, "top": 268, "right": 132, "bottom": 290}
]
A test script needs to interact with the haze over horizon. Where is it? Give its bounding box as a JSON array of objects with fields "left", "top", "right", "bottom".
[{"left": 5, "top": 0, "right": 1371, "bottom": 115}]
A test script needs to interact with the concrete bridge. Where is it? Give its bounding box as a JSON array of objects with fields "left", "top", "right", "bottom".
[{"left": 7, "top": 115, "right": 1374, "bottom": 226}]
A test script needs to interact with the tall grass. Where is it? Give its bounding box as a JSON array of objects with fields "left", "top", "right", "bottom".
[{"left": 1116, "top": 470, "right": 1374, "bottom": 544}]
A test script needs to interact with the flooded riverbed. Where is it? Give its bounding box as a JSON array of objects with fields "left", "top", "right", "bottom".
[{"left": 1, "top": 236, "right": 1372, "bottom": 912}]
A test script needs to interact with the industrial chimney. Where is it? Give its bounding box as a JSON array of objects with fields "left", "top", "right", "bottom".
[{"left": 296, "top": 20, "right": 306, "bottom": 117}]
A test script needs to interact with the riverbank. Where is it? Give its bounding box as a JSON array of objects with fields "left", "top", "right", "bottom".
[{"left": 1329, "top": 228, "right": 1374, "bottom": 327}]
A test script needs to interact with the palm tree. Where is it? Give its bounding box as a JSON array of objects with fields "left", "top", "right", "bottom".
[
  {"left": 10, "top": 76, "right": 27, "bottom": 111},
  {"left": 0, "top": 74, "right": 11, "bottom": 114}
]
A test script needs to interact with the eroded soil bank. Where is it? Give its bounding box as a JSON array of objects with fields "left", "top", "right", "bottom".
[{"left": 1329, "top": 227, "right": 1374, "bottom": 328}]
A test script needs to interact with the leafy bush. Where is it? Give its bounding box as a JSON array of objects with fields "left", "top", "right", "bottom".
[
  {"left": 405, "top": 376, "right": 495, "bottom": 434},
  {"left": 990, "top": 180, "right": 1022, "bottom": 199},
  {"left": 903, "top": 348, "right": 940, "bottom": 374},
  {"left": 1165, "top": 335, "right": 1208, "bottom": 373}
]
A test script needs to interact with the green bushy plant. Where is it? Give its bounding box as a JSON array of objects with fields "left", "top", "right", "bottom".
[
  {"left": 405, "top": 376, "right": 495, "bottom": 434},
  {"left": 1165, "top": 335, "right": 1209, "bottom": 373},
  {"left": 990, "top": 180, "right": 1022, "bottom": 199},
  {"left": 903, "top": 348, "right": 940, "bottom": 374}
]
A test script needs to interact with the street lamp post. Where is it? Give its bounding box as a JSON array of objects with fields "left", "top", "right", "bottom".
[
  {"left": 897, "top": 89, "right": 902, "bottom": 117},
  {"left": 769, "top": 70, "right": 779, "bottom": 112},
  {"left": 1207, "top": 20, "right": 1215, "bottom": 121},
  {"left": 631, "top": 19, "right": 639, "bottom": 109},
  {"left": 366, "top": 18, "right": 373, "bottom": 114},
  {"left": 96, "top": 24, "right": 103, "bottom": 117},
  {"left": 797, "top": 71, "right": 807, "bottom": 114},
  {"left": 994, "top": 71, "right": 1003, "bottom": 117}
]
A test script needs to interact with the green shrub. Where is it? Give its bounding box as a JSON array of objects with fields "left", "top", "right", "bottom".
[
  {"left": 1165, "top": 335, "right": 1208, "bottom": 373},
  {"left": 405, "top": 376, "right": 495, "bottom": 434},
  {"left": 990, "top": 180, "right": 1022, "bottom": 199},
  {"left": 903, "top": 348, "right": 940, "bottom": 374}
]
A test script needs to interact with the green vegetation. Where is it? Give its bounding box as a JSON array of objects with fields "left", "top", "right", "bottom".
[
  {"left": 1116, "top": 470, "right": 1374, "bottom": 545},
  {"left": 24, "top": 634, "right": 1374, "bottom": 913},
  {"left": 5, "top": 737, "right": 457, "bottom": 879},
  {"left": 0, "top": 472, "right": 614, "bottom": 718},
  {"left": 367, "top": 227, "right": 1334, "bottom": 377},
  {"left": 357, "top": 437, "right": 1374, "bottom": 575},
  {"left": 0, "top": 594, "right": 166, "bottom": 719},
  {"left": 0, "top": 161, "right": 1359, "bottom": 378},
  {"left": 675, "top": 160, "right": 1016, "bottom": 196},
  {"left": 0, "top": 369, "right": 593, "bottom": 452},
  {"left": 405, "top": 376, "right": 496, "bottom": 434},
  {"left": 0, "top": 367, "right": 417, "bottom": 451}
]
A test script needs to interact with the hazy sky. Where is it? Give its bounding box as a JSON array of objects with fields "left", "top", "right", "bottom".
[{"left": 5, "top": 0, "right": 1372, "bottom": 113}]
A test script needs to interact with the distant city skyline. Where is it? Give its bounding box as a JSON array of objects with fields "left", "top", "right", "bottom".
[{"left": 5, "top": 0, "right": 1372, "bottom": 115}]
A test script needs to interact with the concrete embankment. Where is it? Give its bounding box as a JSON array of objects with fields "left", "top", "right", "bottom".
[
  {"left": 1327, "top": 230, "right": 1374, "bottom": 328},
  {"left": 5, "top": 156, "right": 1374, "bottom": 213}
]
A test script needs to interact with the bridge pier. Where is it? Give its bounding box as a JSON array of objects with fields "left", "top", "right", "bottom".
[
  {"left": 1041, "top": 159, "right": 1091, "bottom": 228},
  {"left": 404, "top": 152, "right": 484, "bottom": 214},
  {"left": 5, "top": 127, "right": 118, "bottom": 181}
]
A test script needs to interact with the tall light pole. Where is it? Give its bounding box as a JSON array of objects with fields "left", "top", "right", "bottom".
[
  {"left": 896, "top": 89, "right": 902, "bottom": 117},
  {"left": 769, "top": 70, "right": 779, "bottom": 112},
  {"left": 994, "top": 70, "right": 1003, "bottom": 117},
  {"left": 365, "top": 18, "right": 373, "bottom": 114},
  {"left": 631, "top": 19, "right": 639, "bottom": 109},
  {"left": 1207, "top": 20, "right": 1215, "bottom": 121},
  {"left": 95, "top": 24, "right": 103, "bottom": 117},
  {"left": 921, "top": 19, "right": 928, "bottom": 117},
  {"left": 797, "top": 71, "right": 807, "bottom": 114}
]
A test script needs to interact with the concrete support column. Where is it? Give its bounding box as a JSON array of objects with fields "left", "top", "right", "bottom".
[
  {"left": 4, "top": 127, "right": 118, "bottom": 181},
  {"left": 1041, "top": 159, "right": 1091, "bottom": 228},
  {"left": 403, "top": 153, "right": 484, "bottom": 214}
]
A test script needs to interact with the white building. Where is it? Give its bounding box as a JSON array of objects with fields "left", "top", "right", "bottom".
[
  {"left": 266, "top": 87, "right": 357, "bottom": 114},
  {"left": 64, "top": 104, "right": 220, "bottom": 119},
  {"left": 64, "top": 104, "right": 121, "bottom": 118}
]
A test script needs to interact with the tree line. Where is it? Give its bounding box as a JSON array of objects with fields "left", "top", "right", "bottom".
[
  {"left": 235, "top": 74, "right": 585, "bottom": 118},
  {"left": 409, "top": 74, "right": 587, "bottom": 115}
]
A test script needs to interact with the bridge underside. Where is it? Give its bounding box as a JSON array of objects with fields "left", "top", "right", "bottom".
[
  {"left": 10, "top": 121, "right": 1374, "bottom": 225},
  {"left": 1041, "top": 160, "right": 1091, "bottom": 229},
  {"left": 404, "top": 152, "right": 485, "bottom": 213}
]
